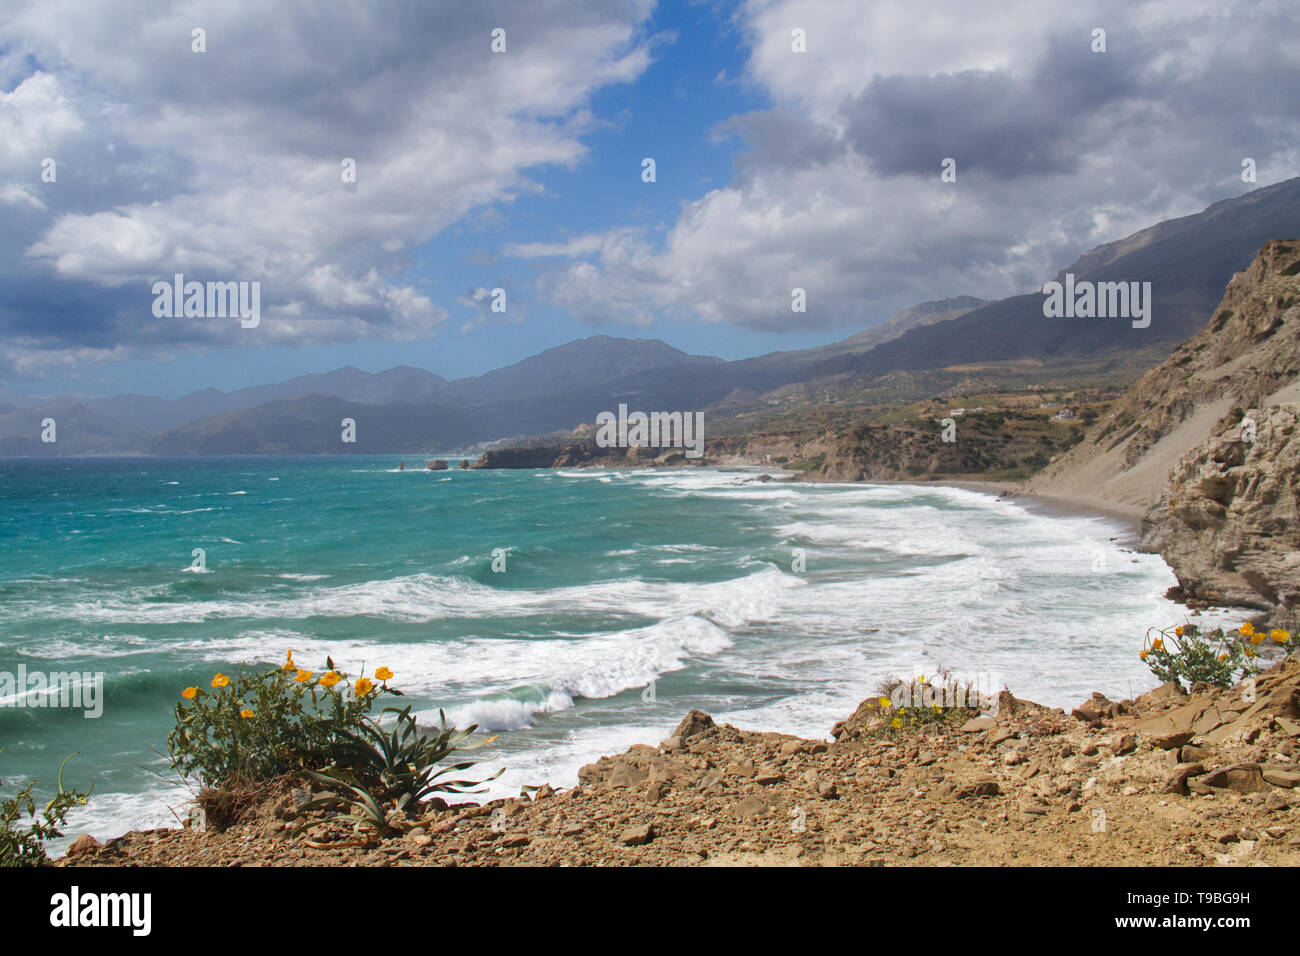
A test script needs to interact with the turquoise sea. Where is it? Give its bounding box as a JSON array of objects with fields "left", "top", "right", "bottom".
[{"left": 0, "top": 456, "right": 1220, "bottom": 842}]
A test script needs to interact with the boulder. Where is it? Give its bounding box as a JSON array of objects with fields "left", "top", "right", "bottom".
[
  {"left": 66, "top": 834, "right": 100, "bottom": 858},
  {"left": 1262, "top": 767, "right": 1300, "bottom": 788},
  {"left": 673, "top": 710, "right": 716, "bottom": 740},
  {"left": 1201, "top": 763, "right": 1269, "bottom": 793}
]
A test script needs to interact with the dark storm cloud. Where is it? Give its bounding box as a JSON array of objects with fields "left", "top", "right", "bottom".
[{"left": 839, "top": 35, "right": 1142, "bottom": 178}]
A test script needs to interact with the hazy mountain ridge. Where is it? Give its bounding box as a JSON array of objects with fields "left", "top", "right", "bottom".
[{"left": 5, "top": 179, "right": 1298, "bottom": 455}]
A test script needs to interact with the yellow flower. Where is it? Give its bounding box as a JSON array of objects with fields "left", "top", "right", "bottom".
[
  {"left": 932, "top": 704, "right": 941, "bottom": 714},
  {"left": 1139, "top": 650, "right": 1148, "bottom": 661},
  {"left": 1240, "top": 622, "right": 1255, "bottom": 637},
  {"left": 1219, "top": 653, "right": 1229, "bottom": 662},
  {"left": 891, "top": 716, "right": 902, "bottom": 729},
  {"left": 281, "top": 650, "right": 295, "bottom": 672},
  {"left": 1245, "top": 647, "right": 1257, "bottom": 658},
  {"left": 1272, "top": 629, "right": 1290, "bottom": 644},
  {"left": 375, "top": 666, "right": 394, "bottom": 681},
  {"left": 295, "top": 668, "right": 313, "bottom": 683},
  {"left": 319, "top": 671, "right": 342, "bottom": 689},
  {"left": 878, "top": 697, "right": 890, "bottom": 708},
  {"left": 355, "top": 677, "right": 375, "bottom": 697},
  {"left": 1251, "top": 632, "right": 1264, "bottom": 645},
  {"left": 182, "top": 686, "right": 198, "bottom": 700},
  {"left": 211, "top": 673, "right": 230, "bottom": 688},
  {"left": 1175, "top": 626, "right": 1184, "bottom": 637},
  {"left": 240, "top": 709, "right": 254, "bottom": 719},
  {"left": 1152, "top": 638, "right": 1163, "bottom": 651}
]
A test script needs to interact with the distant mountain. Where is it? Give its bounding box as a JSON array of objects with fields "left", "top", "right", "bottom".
[
  {"left": 0, "top": 400, "right": 144, "bottom": 456},
  {"left": 144, "top": 396, "right": 483, "bottom": 455},
  {"left": 88, "top": 365, "right": 450, "bottom": 432},
  {"left": 824, "top": 177, "right": 1300, "bottom": 380},
  {"left": 4, "top": 178, "right": 1296, "bottom": 456}
]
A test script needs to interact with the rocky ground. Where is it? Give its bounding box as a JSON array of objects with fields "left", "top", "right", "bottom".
[{"left": 59, "top": 656, "right": 1300, "bottom": 868}]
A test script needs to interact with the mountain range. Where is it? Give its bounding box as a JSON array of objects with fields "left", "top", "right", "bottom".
[{"left": 4, "top": 177, "right": 1299, "bottom": 456}]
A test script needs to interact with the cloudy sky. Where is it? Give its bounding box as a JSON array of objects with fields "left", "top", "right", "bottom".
[{"left": 2, "top": 0, "right": 1297, "bottom": 398}]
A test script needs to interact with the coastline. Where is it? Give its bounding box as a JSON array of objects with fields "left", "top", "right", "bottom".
[{"left": 62, "top": 658, "right": 1300, "bottom": 867}]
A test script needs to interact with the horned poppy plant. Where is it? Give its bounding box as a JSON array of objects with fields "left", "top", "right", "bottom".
[
  {"left": 375, "top": 667, "right": 394, "bottom": 681},
  {"left": 168, "top": 657, "right": 394, "bottom": 788},
  {"left": 355, "top": 677, "right": 375, "bottom": 697}
]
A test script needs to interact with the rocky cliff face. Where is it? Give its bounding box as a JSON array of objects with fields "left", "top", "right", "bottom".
[
  {"left": 1141, "top": 405, "right": 1300, "bottom": 616},
  {"left": 1032, "top": 239, "right": 1300, "bottom": 617}
]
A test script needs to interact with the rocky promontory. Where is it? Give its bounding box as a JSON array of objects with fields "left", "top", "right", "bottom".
[
  {"left": 1030, "top": 239, "right": 1300, "bottom": 622},
  {"left": 60, "top": 657, "right": 1300, "bottom": 867}
]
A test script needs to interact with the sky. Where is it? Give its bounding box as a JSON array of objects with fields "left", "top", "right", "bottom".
[{"left": 1, "top": 0, "right": 1298, "bottom": 399}]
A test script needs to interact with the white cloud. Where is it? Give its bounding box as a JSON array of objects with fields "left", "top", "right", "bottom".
[
  {"left": 524, "top": 0, "right": 1300, "bottom": 332},
  {"left": 1, "top": 0, "right": 657, "bottom": 369}
]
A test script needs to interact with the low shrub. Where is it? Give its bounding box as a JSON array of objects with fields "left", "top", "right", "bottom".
[
  {"left": 1141, "top": 621, "right": 1296, "bottom": 689},
  {"left": 167, "top": 652, "right": 397, "bottom": 789},
  {"left": 0, "top": 751, "right": 93, "bottom": 867}
]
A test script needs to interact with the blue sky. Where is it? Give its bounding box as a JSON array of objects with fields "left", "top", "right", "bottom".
[{"left": 2, "top": 0, "right": 1298, "bottom": 399}]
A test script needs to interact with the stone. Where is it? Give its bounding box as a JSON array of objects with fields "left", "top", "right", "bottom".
[
  {"left": 1262, "top": 767, "right": 1300, "bottom": 788},
  {"left": 960, "top": 717, "right": 996, "bottom": 733},
  {"left": 1111, "top": 733, "right": 1137, "bottom": 755},
  {"left": 618, "top": 823, "right": 654, "bottom": 847},
  {"left": 500, "top": 834, "right": 529, "bottom": 848},
  {"left": 1165, "top": 762, "right": 1205, "bottom": 796},
  {"left": 1264, "top": 791, "right": 1290, "bottom": 812},
  {"left": 954, "top": 777, "right": 1001, "bottom": 799},
  {"left": 1192, "top": 707, "right": 1224, "bottom": 736},
  {"left": 755, "top": 772, "right": 784, "bottom": 786},
  {"left": 660, "top": 736, "right": 685, "bottom": 752},
  {"left": 66, "top": 834, "right": 100, "bottom": 858},
  {"left": 1201, "top": 763, "right": 1269, "bottom": 793},
  {"left": 673, "top": 710, "right": 715, "bottom": 740},
  {"left": 1180, "top": 744, "right": 1211, "bottom": 764},
  {"left": 1151, "top": 731, "right": 1194, "bottom": 751},
  {"left": 1274, "top": 716, "right": 1300, "bottom": 737},
  {"left": 736, "top": 795, "right": 768, "bottom": 819}
]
